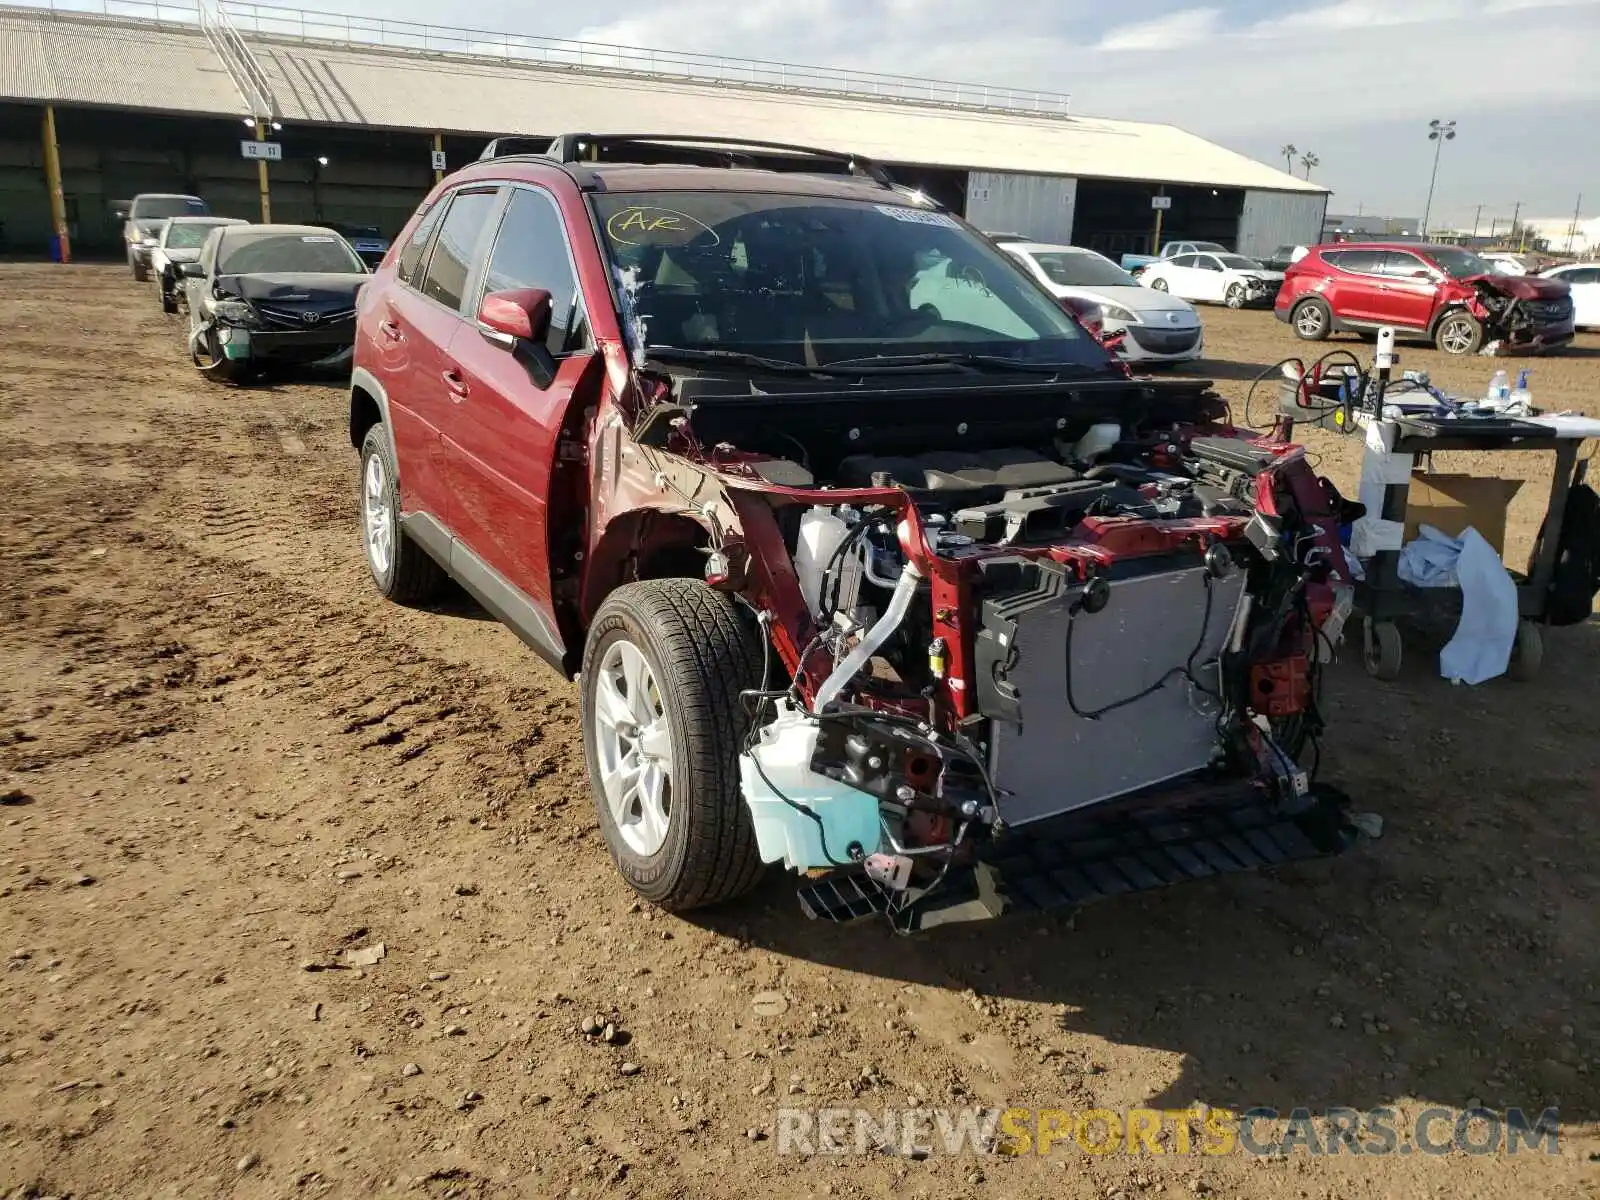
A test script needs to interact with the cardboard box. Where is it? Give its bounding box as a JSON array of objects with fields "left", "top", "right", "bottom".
[{"left": 1404, "top": 472, "right": 1524, "bottom": 555}]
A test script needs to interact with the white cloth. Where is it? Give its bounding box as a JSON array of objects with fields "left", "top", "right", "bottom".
[
  {"left": 1397, "top": 524, "right": 1518, "bottom": 684},
  {"left": 1351, "top": 419, "right": 1412, "bottom": 558}
]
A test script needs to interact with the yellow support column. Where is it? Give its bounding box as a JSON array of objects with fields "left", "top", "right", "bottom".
[
  {"left": 41, "top": 104, "right": 70, "bottom": 263},
  {"left": 433, "top": 132, "right": 444, "bottom": 184},
  {"left": 254, "top": 118, "right": 272, "bottom": 223}
]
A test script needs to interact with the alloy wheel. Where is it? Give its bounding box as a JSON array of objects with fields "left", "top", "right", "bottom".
[
  {"left": 363, "top": 451, "right": 394, "bottom": 578},
  {"left": 1295, "top": 304, "right": 1326, "bottom": 337},
  {"left": 592, "top": 638, "right": 674, "bottom": 857}
]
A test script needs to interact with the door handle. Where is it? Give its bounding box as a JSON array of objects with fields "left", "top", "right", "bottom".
[
  {"left": 441, "top": 367, "right": 469, "bottom": 398},
  {"left": 379, "top": 319, "right": 403, "bottom": 341}
]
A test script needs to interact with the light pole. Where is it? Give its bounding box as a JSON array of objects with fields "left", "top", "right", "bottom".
[{"left": 1420, "top": 118, "right": 1456, "bottom": 238}]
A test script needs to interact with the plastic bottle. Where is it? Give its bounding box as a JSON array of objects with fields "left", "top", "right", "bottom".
[
  {"left": 1486, "top": 369, "right": 1509, "bottom": 405},
  {"left": 1509, "top": 368, "right": 1532, "bottom": 413}
]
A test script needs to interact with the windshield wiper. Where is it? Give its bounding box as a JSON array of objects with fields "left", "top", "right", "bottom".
[
  {"left": 641, "top": 345, "right": 821, "bottom": 374},
  {"left": 818, "top": 351, "right": 1100, "bottom": 375}
]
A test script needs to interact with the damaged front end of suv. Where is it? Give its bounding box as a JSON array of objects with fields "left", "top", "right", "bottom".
[
  {"left": 604, "top": 371, "right": 1360, "bottom": 931},
  {"left": 1456, "top": 273, "right": 1576, "bottom": 355},
  {"left": 570, "top": 186, "right": 1364, "bottom": 932}
]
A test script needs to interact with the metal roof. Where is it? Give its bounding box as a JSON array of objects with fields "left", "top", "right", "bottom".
[{"left": 0, "top": 4, "right": 1326, "bottom": 195}]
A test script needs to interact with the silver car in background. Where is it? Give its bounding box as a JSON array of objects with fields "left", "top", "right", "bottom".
[
  {"left": 150, "top": 216, "right": 249, "bottom": 313},
  {"left": 1000, "top": 242, "right": 1205, "bottom": 364}
]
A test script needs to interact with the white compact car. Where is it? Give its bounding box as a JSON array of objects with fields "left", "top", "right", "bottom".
[
  {"left": 1000, "top": 242, "right": 1204, "bottom": 363},
  {"left": 1139, "top": 251, "right": 1285, "bottom": 309},
  {"left": 1539, "top": 262, "right": 1600, "bottom": 330}
]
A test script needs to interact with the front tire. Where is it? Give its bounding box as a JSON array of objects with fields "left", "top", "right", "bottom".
[
  {"left": 1292, "top": 298, "right": 1332, "bottom": 341},
  {"left": 359, "top": 424, "right": 448, "bottom": 605},
  {"left": 1225, "top": 283, "right": 1247, "bottom": 309},
  {"left": 131, "top": 254, "right": 149, "bottom": 283},
  {"left": 581, "top": 579, "right": 766, "bottom": 911},
  {"left": 1434, "top": 310, "right": 1484, "bottom": 356}
]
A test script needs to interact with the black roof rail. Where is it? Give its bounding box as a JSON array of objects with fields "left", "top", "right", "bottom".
[
  {"left": 484, "top": 132, "right": 894, "bottom": 187},
  {"left": 478, "top": 135, "right": 551, "bottom": 162}
]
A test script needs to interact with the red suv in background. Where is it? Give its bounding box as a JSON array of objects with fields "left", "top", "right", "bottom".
[{"left": 1276, "top": 241, "right": 1575, "bottom": 355}]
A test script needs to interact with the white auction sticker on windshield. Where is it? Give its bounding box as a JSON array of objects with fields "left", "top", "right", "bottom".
[
  {"left": 875, "top": 205, "right": 959, "bottom": 228},
  {"left": 301, "top": 235, "right": 337, "bottom": 242}
]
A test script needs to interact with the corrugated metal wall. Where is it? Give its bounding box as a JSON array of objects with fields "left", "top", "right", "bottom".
[
  {"left": 1237, "top": 190, "right": 1329, "bottom": 258},
  {"left": 965, "top": 172, "right": 1077, "bottom": 244}
]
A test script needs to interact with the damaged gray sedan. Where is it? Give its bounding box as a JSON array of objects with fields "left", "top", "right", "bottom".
[{"left": 183, "top": 224, "right": 368, "bottom": 383}]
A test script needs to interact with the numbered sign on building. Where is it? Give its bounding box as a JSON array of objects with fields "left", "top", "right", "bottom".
[
  {"left": 431, "top": 150, "right": 447, "bottom": 172},
  {"left": 240, "top": 140, "right": 282, "bottom": 162}
]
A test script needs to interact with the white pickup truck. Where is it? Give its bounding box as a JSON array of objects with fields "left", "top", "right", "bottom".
[{"left": 1119, "top": 240, "right": 1229, "bottom": 273}]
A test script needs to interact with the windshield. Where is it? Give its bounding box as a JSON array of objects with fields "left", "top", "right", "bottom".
[
  {"left": 1216, "top": 254, "right": 1266, "bottom": 270},
  {"left": 1027, "top": 250, "right": 1140, "bottom": 289},
  {"left": 166, "top": 221, "right": 227, "bottom": 250},
  {"left": 1429, "top": 247, "right": 1494, "bottom": 280},
  {"left": 592, "top": 191, "right": 1107, "bottom": 371},
  {"left": 218, "top": 233, "right": 365, "bottom": 275},
  {"left": 132, "top": 196, "right": 207, "bottom": 220}
]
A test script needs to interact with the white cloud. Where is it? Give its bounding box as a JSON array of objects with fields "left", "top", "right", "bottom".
[
  {"left": 1096, "top": 7, "right": 1221, "bottom": 51},
  {"left": 299, "top": 0, "right": 1598, "bottom": 215}
]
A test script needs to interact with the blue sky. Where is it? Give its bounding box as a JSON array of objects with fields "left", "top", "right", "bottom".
[{"left": 325, "top": 0, "right": 1598, "bottom": 226}]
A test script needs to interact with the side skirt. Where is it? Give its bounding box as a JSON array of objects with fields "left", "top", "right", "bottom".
[{"left": 400, "top": 512, "right": 568, "bottom": 676}]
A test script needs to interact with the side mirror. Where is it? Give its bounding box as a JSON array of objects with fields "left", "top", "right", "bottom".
[
  {"left": 180, "top": 262, "right": 205, "bottom": 278},
  {"left": 478, "top": 288, "right": 556, "bottom": 388}
]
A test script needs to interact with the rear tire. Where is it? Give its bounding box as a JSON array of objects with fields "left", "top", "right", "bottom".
[
  {"left": 581, "top": 579, "right": 766, "bottom": 911},
  {"left": 1292, "top": 298, "right": 1332, "bottom": 341},
  {"left": 159, "top": 276, "right": 178, "bottom": 315},
  {"left": 1149, "top": 278, "right": 1169, "bottom": 292},
  {"left": 1364, "top": 619, "right": 1403, "bottom": 681},
  {"left": 1434, "top": 310, "right": 1485, "bottom": 356},
  {"left": 1507, "top": 620, "right": 1543, "bottom": 681},
  {"left": 359, "top": 424, "right": 448, "bottom": 606}
]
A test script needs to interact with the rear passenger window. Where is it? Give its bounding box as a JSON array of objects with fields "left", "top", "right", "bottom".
[
  {"left": 480, "top": 189, "right": 587, "bottom": 355},
  {"left": 1325, "top": 250, "right": 1383, "bottom": 274},
  {"left": 397, "top": 202, "right": 444, "bottom": 284},
  {"left": 420, "top": 189, "right": 501, "bottom": 312}
]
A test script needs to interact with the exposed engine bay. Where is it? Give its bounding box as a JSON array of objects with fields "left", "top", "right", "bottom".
[{"left": 629, "top": 374, "right": 1360, "bottom": 930}]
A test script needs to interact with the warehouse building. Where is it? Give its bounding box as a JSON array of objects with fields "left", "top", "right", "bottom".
[{"left": 0, "top": 2, "right": 1329, "bottom": 260}]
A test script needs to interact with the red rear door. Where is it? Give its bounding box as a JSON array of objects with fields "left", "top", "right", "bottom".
[
  {"left": 1319, "top": 248, "right": 1388, "bottom": 324},
  {"left": 441, "top": 185, "right": 596, "bottom": 638},
  {"left": 374, "top": 187, "right": 503, "bottom": 525}
]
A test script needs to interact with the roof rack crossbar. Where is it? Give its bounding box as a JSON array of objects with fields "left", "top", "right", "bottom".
[{"left": 483, "top": 133, "right": 893, "bottom": 187}]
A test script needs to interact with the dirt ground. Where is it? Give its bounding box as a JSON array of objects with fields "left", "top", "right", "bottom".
[{"left": 1, "top": 265, "right": 1597, "bottom": 1200}]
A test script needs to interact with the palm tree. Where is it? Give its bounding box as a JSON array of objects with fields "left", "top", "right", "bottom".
[
  {"left": 1280, "top": 143, "right": 1297, "bottom": 173},
  {"left": 1300, "top": 151, "right": 1320, "bottom": 180}
]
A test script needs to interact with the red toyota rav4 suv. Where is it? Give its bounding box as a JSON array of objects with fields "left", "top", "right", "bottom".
[
  {"left": 1276, "top": 241, "right": 1574, "bottom": 356},
  {"left": 348, "top": 134, "right": 1355, "bottom": 929}
]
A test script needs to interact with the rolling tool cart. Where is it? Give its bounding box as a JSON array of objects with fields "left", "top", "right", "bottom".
[{"left": 1273, "top": 328, "right": 1598, "bottom": 682}]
